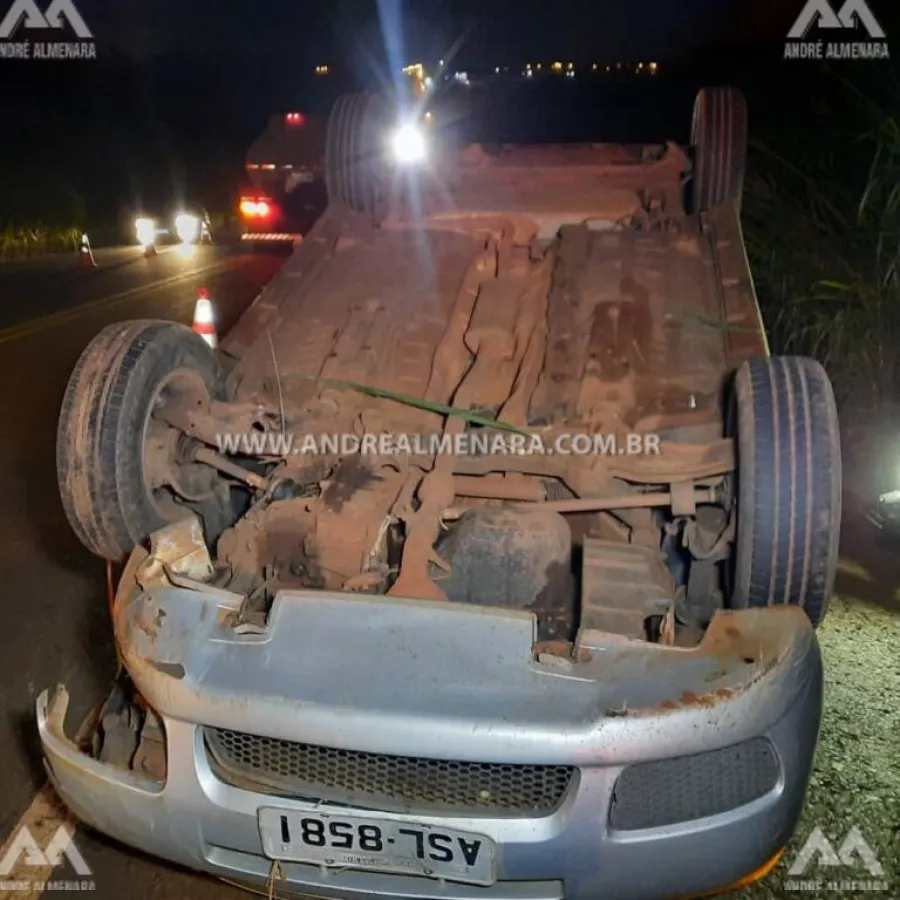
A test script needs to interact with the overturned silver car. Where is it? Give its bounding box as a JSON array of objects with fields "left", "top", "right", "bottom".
[{"left": 40, "top": 88, "right": 840, "bottom": 900}]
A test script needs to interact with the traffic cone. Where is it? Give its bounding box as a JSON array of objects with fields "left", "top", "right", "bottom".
[
  {"left": 192, "top": 289, "right": 217, "bottom": 348},
  {"left": 79, "top": 233, "right": 97, "bottom": 268}
]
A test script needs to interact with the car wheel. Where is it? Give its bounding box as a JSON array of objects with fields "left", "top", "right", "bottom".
[
  {"left": 690, "top": 87, "right": 748, "bottom": 213},
  {"left": 325, "top": 92, "right": 390, "bottom": 218},
  {"left": 57, "top": 320, "right": 235, "bottom": 561},
  {"left": 728, "top": 356, "right": 841, "bottom": 626}
]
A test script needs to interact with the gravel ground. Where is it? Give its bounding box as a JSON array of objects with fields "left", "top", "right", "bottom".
[{"left": 737, "top": 515, "right": 900, "bottom": 899}]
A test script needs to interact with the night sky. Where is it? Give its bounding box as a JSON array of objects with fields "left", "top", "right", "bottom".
[
  {"left": 83, "top": 0, "right": 800, "bottom": 69},
  {"left": 2, "top": 0, "right": 896, "bottom": 225},
  {"left": 60, "top": 0, "right": 832, "bottom": 137}
]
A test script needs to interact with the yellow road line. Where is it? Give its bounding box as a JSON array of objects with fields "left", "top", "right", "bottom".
[{"left": 0, "top": 258, "right": 236, "bottom": 347}]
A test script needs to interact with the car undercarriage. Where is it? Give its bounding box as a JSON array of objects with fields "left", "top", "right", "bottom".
[{"left": 41, "top": 87, "right": 842, "bottom": 900}]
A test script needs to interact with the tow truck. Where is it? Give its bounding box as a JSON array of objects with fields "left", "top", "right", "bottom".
[{"left": 238, "top": 111, "right": 328, "bottom": 247}]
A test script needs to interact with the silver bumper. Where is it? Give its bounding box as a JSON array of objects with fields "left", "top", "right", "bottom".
[{"left": 39, "top": 583, "right": 822, "bottom": 900}]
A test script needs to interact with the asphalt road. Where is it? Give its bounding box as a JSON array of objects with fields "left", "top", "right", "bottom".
[
  {"left": 0, "top": 243, "right": 897, "bottom": 899},
  {"left": 0, "top": 242, "right": 286, "bottom": 900}
]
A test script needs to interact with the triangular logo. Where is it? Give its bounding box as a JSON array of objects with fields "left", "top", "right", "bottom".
[
  {"left": 836, "top": 825, "right": 885, "bottom": 876},
  {"left": 787, "top": 826, "right": 885, "bottom": 877},
  {"left": 835, "top": 0, "right": 885, "bottom": 38},
  {"left": 0, "top": 0, "right": 47, "bottom": 38},
  {"left": 0, "top": 825, "right": 92, "bottom": 878},
  {"left": 43, "top": 0, "right": 91, "bottom": 38},
  {"left": 788, "top": 0, "right": 885, "bottom": 39},
  {"left": 0, "top": 0, "right": 92, "bottom": 39}
]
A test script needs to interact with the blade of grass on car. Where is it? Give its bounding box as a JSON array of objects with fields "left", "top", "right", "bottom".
[{"left": 292, "top": 374, "right": 533, "bottom": 435}]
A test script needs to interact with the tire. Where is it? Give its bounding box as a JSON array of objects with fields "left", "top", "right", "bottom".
[
  {"left": 325, "top": 92, "right": 390, "bottom": 217},
  {"left": 690, "top": 87, "right": 748, "bottom": 213},
  {"left": 57, "top": 320, "right": 233, "bottom": 561},
  {"left": 729, "top": 356, "right": 841, "bottom": 627}
]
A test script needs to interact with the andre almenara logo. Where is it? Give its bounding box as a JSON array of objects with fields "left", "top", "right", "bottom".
[{"left": 0, "top": 0, "right": 96, "bottom": 60}]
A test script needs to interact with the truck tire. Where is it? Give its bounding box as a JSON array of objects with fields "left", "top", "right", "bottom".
[
  {"left": 326, "top": 92, "right": 390, "bottom": 217},
  {"left": 57, "top": 320, "right": 233, "bottom": 561},
  {"left": 690, "top": 87, "right": 748, "bottom": 213},
  {"left": 729, "top": 356, "right": 841, "bottom": 626}
]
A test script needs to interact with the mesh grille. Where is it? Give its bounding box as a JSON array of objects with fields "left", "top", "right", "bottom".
[
  {"left": 205, "top": 727, "right": 575, "bottom": 817},
  {"left": 609, "top": 738, "right": 780, "bottom": 831}
]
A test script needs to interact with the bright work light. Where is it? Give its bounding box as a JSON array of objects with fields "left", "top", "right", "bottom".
[{"left": 390, "top": 124, "right": 427, "bottom": 164}]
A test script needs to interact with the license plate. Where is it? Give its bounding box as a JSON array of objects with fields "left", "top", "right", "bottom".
[{"left": 258, "top": 808, "right": 496, "bottom": 886}]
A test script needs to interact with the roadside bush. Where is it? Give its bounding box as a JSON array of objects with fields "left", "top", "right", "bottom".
[
  {"left": 745, "top": 119, "right": 900, "bottom": 411},
  {"left": 743, "top": 96, "right": 900, "bottom": 494},
  {"left": 0, "top": 224, "right": 82, "bottom": 260}
]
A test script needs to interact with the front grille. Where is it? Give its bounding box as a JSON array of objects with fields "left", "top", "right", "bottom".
[
  {"left": 609, "top": 737, "right": 781, "bottom": 831},
  {"left": 205, "top": 727, "right": 576, "bottom": 818}
]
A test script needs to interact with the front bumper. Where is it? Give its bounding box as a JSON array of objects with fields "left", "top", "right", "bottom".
[{"left": 39, "top": 582, "right": 822, "bottom": 900}]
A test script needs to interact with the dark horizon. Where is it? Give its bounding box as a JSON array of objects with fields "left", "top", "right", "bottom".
[{"left": 2, "top": 0, "right": 897, "bottom": 225}]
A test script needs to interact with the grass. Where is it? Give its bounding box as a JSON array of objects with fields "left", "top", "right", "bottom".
[
  {"left": 0, "top": 224, "right": 82, "bottom": 261},
  {"left": 744, "top": 106, "right": 900, "bottom": 415}
]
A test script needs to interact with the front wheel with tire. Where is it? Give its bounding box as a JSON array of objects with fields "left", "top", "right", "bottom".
[
  {"left": 729, "top": 356, "right": 841, "bottom": 626},
  {"left": 57, "top": 320, "right": 235, "bottom": 561}
]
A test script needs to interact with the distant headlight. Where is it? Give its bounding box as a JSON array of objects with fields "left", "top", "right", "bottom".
[
  {"left": 135, "top": 218, "right": 156, "bottom": 246},
  {"left": 390, "top": 124, "right": 427, "bottom": 164},
  {"left": 175, "top": 213, "right": 200, "bottom": 243}
]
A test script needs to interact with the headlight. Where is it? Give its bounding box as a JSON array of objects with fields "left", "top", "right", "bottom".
[
  {"left": 135, "top": 218, "right": 156, "bottom": 246},
  {"left": 390, "top": 124, "right": 427, "bottom": 164},
  {"left": 175, "top": 213, "right": 200, "bottom": 243}
]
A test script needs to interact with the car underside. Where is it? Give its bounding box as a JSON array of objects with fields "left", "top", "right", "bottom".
[{"left": 41, "top": 88, "right": 842, "bottom": 900}]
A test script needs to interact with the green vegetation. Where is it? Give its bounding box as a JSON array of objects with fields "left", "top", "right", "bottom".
[
  {"left": 0, "top": 224, "right": 82, "bottom": 261},
  {"left": 744, "top": 96, "right": 900, "bottom": 413}
]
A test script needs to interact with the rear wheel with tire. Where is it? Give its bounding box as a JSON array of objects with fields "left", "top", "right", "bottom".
[
  {"left": 57, "top": 320, "right": 235, "bottom": 561},
  {"left": 728, "top": 356, "right": 841, "bottom": 626},
  {"left": 325, "top": 92, "right": 391, "bottom": 218},
  {"left": 690, "top": 87, "right": 748, "bottom": 213}
]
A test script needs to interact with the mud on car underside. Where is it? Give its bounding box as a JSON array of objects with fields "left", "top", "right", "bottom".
[
  {"left": 43, "top": 88, "right": 842, "bottom": 900},
  {"left": 60, "top": 93, "right": 838, "bottom": 645},
  {"left": 218, "top": 178, "right": 741, "bottom": 642}
]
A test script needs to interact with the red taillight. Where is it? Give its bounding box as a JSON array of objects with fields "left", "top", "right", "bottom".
[
  {"left": 285, "top": 112, "right": 306, "bottom": 125},
  {"left": 240, "top": 198, "right": 272, "bottom": 218}
]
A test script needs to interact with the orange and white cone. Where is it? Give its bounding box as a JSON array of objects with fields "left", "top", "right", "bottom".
[
  {"left": 79, "top": 232, "right": 97, "bottom": 268},
  {"left": 192, "top": 289, "right": 217, "bottom": 348}
]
